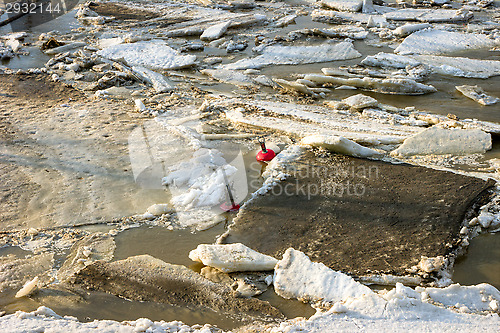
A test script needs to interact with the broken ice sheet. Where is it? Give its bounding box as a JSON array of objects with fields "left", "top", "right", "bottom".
[
  {"left": 456, "top": 85, "right": 500, "bottom": 106},
  {"left": 384, "top": 8, "right": 473, "bottom": 23},
  {"left": 97, "top": 41, "right": 196, "bottom": 70},
  {"left": 395, "top": 29, "right": 500, "bottom": 55},
  {"left": 222, "top": 42, "right": 362, "bottom": 70},
  {"left": 362, "top": 52, "right": 500, "bottom": 79},
  {"left": 391, "top": 127, "right": 492, "bottom": 157}
]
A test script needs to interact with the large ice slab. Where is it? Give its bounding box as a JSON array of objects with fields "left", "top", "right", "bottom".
[
  {"left": 395, "top": 30, "right": 500, "bottom": 55},
  {"left": 321, "top": 0, "right": 363, "bottom": 12},
  {"left": 312, "top": 9, "right": 387, "bottom": 25},
  {"left": 97, "top": 41, "right": 196, "bottom": 70},
  {"left": 392, "top": 127, "right": 492, "bottom": 157},
  {"left": 189, "top": 243, "right": 278, "bottom": 273},
  {"left": 222, "top": 42, "right": 361, "bottom": 70},
  {"left": 385, "top": 8, "right": 472, "bottom": 23},
  {"left": 362, "top": 52, "right": 500, "bottom": 78},
  {"left": 303, "top": 74, "right": 437, "bottom": 95},
  {"left": 213, "top": 98, "right": 422, "bottom": 145}
]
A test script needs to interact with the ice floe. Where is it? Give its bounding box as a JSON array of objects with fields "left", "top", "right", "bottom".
[
  {"left": 321, "top": 0, "right": 364, "bottom": 12},
  {"left": 391, "top": 127, "right": 492, "bottom": 157},
  {"left": 384, "top": 8, "right": 473, "bottom": 23},
  {"left": 303, "top": 74, "right": 437, "bottom": 95},
  {"left": 215, "top": 98, "right": 422, "bottom": 145},
  {"left": 362, "top": 52, "right": 500, "bottom": 78},
  {"left": 201, "top": 69, "right": 257, "bottom": 87},
  {"left": 200, "top": 20, "right": 232, "bottom": 41},
  {"left": 456, "top": 85, "right": 499, "bottom": 106},
  {"left": 131, "top": 66, "right": 174, "bottom": 93},
  {"left": 189, "top": 243, "right": 278, "bottom": 273},
  {"left": 301, "top": 135, "right": 381, "bottom": 158},
  {"left": 222, "top": 42, "right": 362, "bottom": 70},
  {"left": 312, "top": 9, "right": 389, "bottom": 25},
  {"left": 97, "top": 41, "right": 197, "bottom": 70},
  {"left": 395, "top": 29, "right": 500, "bottom": 55}
]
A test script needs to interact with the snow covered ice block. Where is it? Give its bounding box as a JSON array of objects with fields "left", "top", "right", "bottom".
[
  {"left": 274, "top": 248, "right": 377, "bottom": 303},
  {"left": 456, "top": 85, "right": 499, "bottom": 106},
  {"left": 189, "top": 243, "right": 278, "bottom": 273},
  {"left": 200, "top": 20, "right": 231, "bottom": 41},
  {"left": 395, "top": 30, "right": 500, "bottom": 55},
  {"left": 222, "top": 42, "right": 361, "bottom": 70},
  {"left": 362, "top": 52, "right": 500, "bottom": 79},
  {"left": 392, "top": 127, "right": 492, "bottom": 157},
  {"left": 132, "top": 66, "right": 174, "bottom": 93},
  {"left": 384, "top": 8, "right": 472, "bottom": 23},
  {"left": 301, "top": 135, "right": 380, "bottom": 158},
  {"left": 321, "top": 0, "right": 363, "bottom": 12},
  {"left": 341, "top": 93, "right": 379, "bottom": 109},
  {"left": 97, "top": 41, "right": 196, "bottom": 70}
]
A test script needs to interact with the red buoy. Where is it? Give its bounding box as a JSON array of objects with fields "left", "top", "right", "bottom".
[
  {"left": 220, "top": 202, "right": 240, "bottom": 212},
  {"left": 256, "top": 138, "right": 276, "bottom": 162}
]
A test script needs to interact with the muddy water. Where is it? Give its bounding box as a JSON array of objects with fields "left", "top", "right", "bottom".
[{"left": 453, "top": 233, "right": 500, "bottom": 290}]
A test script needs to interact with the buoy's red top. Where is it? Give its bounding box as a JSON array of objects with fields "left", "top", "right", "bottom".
[
  {"left": 220, "top": 202, "right": 240, "bottom": 212},
  {"left": 256, "top": 138, "right": 276, "bottom": 162},
  {"left": 256, "top": 149, "right": 276, "bottom": 162}
]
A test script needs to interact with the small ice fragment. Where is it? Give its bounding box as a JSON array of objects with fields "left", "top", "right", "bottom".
[
  {"left": 477, "top": 212, "right": 494, "bottom": 228},
  {"left": 393, "top": 23, "right": 431, "bottom": 37},
  {"left": 342, "top": 94, "right": 379, "bottom": 109},
  {"left": 301, "top": 135, "right": 380, "bottom": 158},
  {"left": 135, "top": 99, "right": 146, "bottom": 112},
  {"left": 15, "top": 276, "right": 39, "bottom": 298},
  {"left": 200, "top": 21, "right": 232, "bottom": 42},
  {"left": 490, "top": 300, "right": 499, "bottom": 311},
  {"left": 189, "top": 243, "right": 278, "bottom": 273},
  {"left": 146, "top": 204, "right": 173, "bottom": 216}
]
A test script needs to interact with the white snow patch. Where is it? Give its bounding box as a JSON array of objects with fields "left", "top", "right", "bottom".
[
  {"left": 0, "top": 306, "right": 215, "bottom": 333},
  {"left": 189, "top": 243, "right": 278, "bottom": 273},
  {"left": 97, "top": 41, "right": 196, "bottom": 70},
  {"left": 201, "top": 69, "right": 257, "bottom": 87}
]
